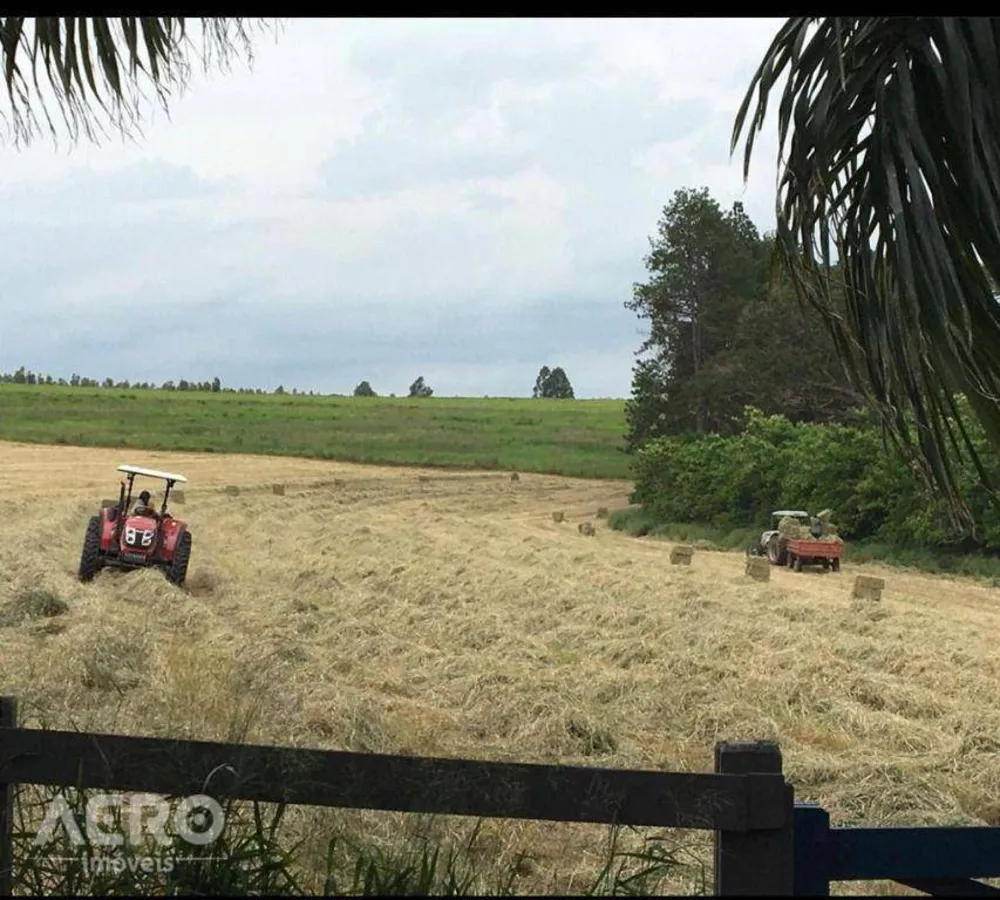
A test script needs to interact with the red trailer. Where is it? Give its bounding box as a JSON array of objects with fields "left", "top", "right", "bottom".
[{"left": 784, "top": 537, "right": 842, "bottom": 572}]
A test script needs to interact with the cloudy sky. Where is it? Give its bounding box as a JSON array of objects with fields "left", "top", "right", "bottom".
[{"left": 0, "top": 17, "right": 785, "bottom": 398}]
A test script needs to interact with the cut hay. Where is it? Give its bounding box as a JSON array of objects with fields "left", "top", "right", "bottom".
[
  {"left": 578, "top": 522, "right": 596, "bottom": 537},
  {"left": 745, "top": 556, "right": 771, "bottom": 582},
  {"left": 552, "top": 511, "right": 565, "bottom": 523},
  {"left": 224, "top": 485, "right": 240, "bottom": 497},
  {"left": 853, "top": 575, "right": 885, "bottom": 601},
  {"left": 670, "top": 545, "right": 693, "bottom": 566},
  {"left": 171, "top": 490, "right": 185, "bottom": 504},
  {"left": 272, "top": 484, "right": 285, "bottom": 496}
]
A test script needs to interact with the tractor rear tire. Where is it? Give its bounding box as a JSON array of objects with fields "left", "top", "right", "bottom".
[
  {"left": 767, "top": 535, "right": 784, "bottom": 565},
  {"left": 166, "top": 531, "right": 192, "bottom": 587},
  {"left": 78, "top": 515, "right": 103, "bottom": 582}
]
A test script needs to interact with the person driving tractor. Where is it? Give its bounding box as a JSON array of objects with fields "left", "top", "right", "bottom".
[{"left": 134, "top": 490, "right": 158, "bottom": 518}]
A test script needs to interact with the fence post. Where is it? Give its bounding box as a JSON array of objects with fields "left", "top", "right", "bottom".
[
  {"left": 0, "top": 696, "right": 17, "bottom": 898},
  {"left": 793, "top": 803, "right": 831, "bottom": 896},
  {"left": 714, "top": 740, "right": 794, "bottom": 896}
]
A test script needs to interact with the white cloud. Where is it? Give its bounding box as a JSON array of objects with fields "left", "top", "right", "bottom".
[{"left": 0, "top": 17, "right": 788, "bottom": 397}]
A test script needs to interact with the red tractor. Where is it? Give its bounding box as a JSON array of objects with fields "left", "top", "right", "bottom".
[{"left": 78, "top": 464, "right": 192, "bottom": 586}]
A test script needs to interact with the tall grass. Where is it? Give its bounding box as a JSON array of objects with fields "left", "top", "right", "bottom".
[{"left": 8, "top": 784, "right": 698, "bottom": 896}]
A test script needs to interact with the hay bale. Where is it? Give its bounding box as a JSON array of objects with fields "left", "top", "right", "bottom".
[
  {"left": 596, "top": 506, "right": 609, "bottom": 518},
  {"left": 745, "top": 556, "right": 771, "bottom": 582},
  {"left": 670, "top": 544, "right": 694, "bottom": 565},
  {"left": 272, "top": 484, "right": 285, "bottom": 496},
  {"left": 552, "top": 511, "right": 565, "bottom": 523},
  {"left": 578, "top": 522, "right": 596, "bottom": 537},
  {"left": 225, "top": 485, "right": 240, "bottom": 497},
  {"left": 852, "top": 574, "right": 885, "bottom": 601},
  {"left": 100, "top": 498, "right": 117, "bottom": 509},
  {"left": 510, "top": 472, "right": 520, "bottom": 482},
  {"left": 418, "top": 475, "right": 430, "bottom": 483},
  {"left": 171, "top": 490, "right": 185, "bottom": 504},
  {"left": 778, "top": 517, "right": 807, "bottom": 539}
]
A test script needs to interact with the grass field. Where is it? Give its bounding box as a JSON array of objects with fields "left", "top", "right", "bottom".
[
  {"left": 3, "top": 440, "right": 1000, "bottom": 895},
  {"left": 0, "top": 385, "right": 630, "bottom": 479}
]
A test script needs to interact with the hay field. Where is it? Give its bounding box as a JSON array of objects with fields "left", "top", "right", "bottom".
[{"left": 3, "top": 439, "right": 1000, "bottom": 895}]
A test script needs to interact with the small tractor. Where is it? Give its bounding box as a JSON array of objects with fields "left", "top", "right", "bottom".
[
  {"left": 78, "top": 464, "right": 192, "bottom": 586},
  {"left": 747, "top": 509, "right": 842, "bottom": 573}
]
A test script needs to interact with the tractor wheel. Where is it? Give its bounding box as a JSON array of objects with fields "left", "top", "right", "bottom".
[
  {"left": 78, "top": 515, "right": 103, "bottom": 582},
  {"left": 767, "top": 535, "right": 782, "bottom": 565},
  {"left": 832, "top": 558, "right": 841, "bottom": 572},
  {"left": 166, "top": 531, "right": 192, "bottom": 587},
  {"left": 822, "top": 559, "right": 830, "bottom": 571}
]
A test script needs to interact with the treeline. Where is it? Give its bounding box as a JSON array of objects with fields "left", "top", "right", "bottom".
[
  {"left": 0, "top": 367, "right": 326, "bottom": 395},
  {"left": 624, "top": 187, "right": 1000, "bottom": 555}
]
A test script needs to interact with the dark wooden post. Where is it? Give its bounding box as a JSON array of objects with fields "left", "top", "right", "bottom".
[
  {"left": 714, "top": 740, "right": 794, "bottom": 896},
  {"left": 793, "top": 803, "right": 831, "bottom": 895},
  {"left": 0, "top": 696, "right": 17, "bottom": 898}
]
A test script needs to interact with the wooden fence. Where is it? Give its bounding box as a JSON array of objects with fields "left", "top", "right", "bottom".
[{"left": 2, "top": 695, "right": 999, "bottom": 896}]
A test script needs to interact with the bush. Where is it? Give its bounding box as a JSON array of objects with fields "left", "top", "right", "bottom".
[{"left": 629, "top": 404, "right": 1000, "bottom": 553}]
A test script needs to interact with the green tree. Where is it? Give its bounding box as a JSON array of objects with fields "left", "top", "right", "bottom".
[
  {"left": 0, "top": 18, "right": 274, "bottom": 147},
  {"left": 733, "top": 16, "right": 1000, "bottom": 528},
  {"left": 625, "top": 188, "right": 771, "bottom": 443},
  {"left": 353, "top": 380, "right": 377, "bottom": 397},
  {"left": 532, "top": 366, "right": 551, "bottom": 398},
  {"left": 408, "top": 376, "right": 433, "bottom": 398},
  {"left": 532, "top": 365, "right": 575, "bottom": 399}
]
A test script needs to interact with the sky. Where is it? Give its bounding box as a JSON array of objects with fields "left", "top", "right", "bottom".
[{"left": 0, "top": 17, "right": 786, "bottom": 398}]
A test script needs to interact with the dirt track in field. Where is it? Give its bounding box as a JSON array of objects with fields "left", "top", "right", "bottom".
[{"left": 2, "top": 440, "right": 1000, "bottom": 895}]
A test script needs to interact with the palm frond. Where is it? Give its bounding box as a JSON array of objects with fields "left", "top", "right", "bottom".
[
  {"left": 0, "top": 17, "right": 281, "bottom": 147},
  {"left": 733, "top": 16, "right": 1000, "bottom": 532}
]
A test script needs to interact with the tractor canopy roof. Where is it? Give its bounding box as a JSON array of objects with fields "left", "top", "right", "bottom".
[
  {"left": 771, "top": 509, "right": 809, "bottom": 518},
  {"left": 117, "top": 464, "right": 188, "bottom": 484}
]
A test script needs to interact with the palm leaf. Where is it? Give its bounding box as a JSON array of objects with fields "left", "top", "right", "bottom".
[
  {"left": 0, "top": 17, "right": 279, "bottom": 146},
  {"left": 733, "top": 16, "right": 1000, "bottom": 533}
]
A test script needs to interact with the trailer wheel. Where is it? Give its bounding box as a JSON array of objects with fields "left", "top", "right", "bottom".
[
  {"left": 793, "top": 555, "right": 803, "bottom": 572},
  {"left": 832, "top": 558, "right": 841, "bottom": 572}
]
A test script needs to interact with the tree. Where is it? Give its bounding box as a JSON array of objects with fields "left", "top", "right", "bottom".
[
  {"left": 353, "top": 380, "right": 377, "bottom": 397},
  {"left": 625, "top": 188, "right": 771, "bottom": 442},
  {"left": 733, "top": 16, "right": 1000, "bottom": 528},
  {"left": 533, "top": 365, "right": 575, "bottom": 399},
  {"left": 0, "top": 18, "right": 275, "bottom": 148},
  {"left": 532, "top": 366, "right": 551, "bottom": 398},
  {"left": 408, "top": 376, "right": 433, "bottom": 398}
]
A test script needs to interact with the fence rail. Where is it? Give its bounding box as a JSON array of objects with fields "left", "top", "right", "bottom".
[{"left": 2, "top": 695, "right": 1000, "bottom": 896}]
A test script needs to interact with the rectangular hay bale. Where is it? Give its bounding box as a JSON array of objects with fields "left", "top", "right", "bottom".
[
  {"left": 171, "top": 490, "right": 185, "bottom": 504},
  {"left": 552, "top": 511, "right": 565, "bottom": 523},
  {"left": 852, "top": 574, "right": 885, "bottom": 600},
  {"left": 225, "top": 485, "right": 240, "bottom": 497},
  {"left": 670, "top": 545, "right": 693, "bottom": 565},
  {"left": 745, "top": 556, "right": 771, "bottom": 582},
  {"left": 272, "top": 484, "right": 285, "bottom": 496}
]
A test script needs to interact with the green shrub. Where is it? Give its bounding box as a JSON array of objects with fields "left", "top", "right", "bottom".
[{"left": 629, "top": 404, "right": 1000, "bottom": 554}]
